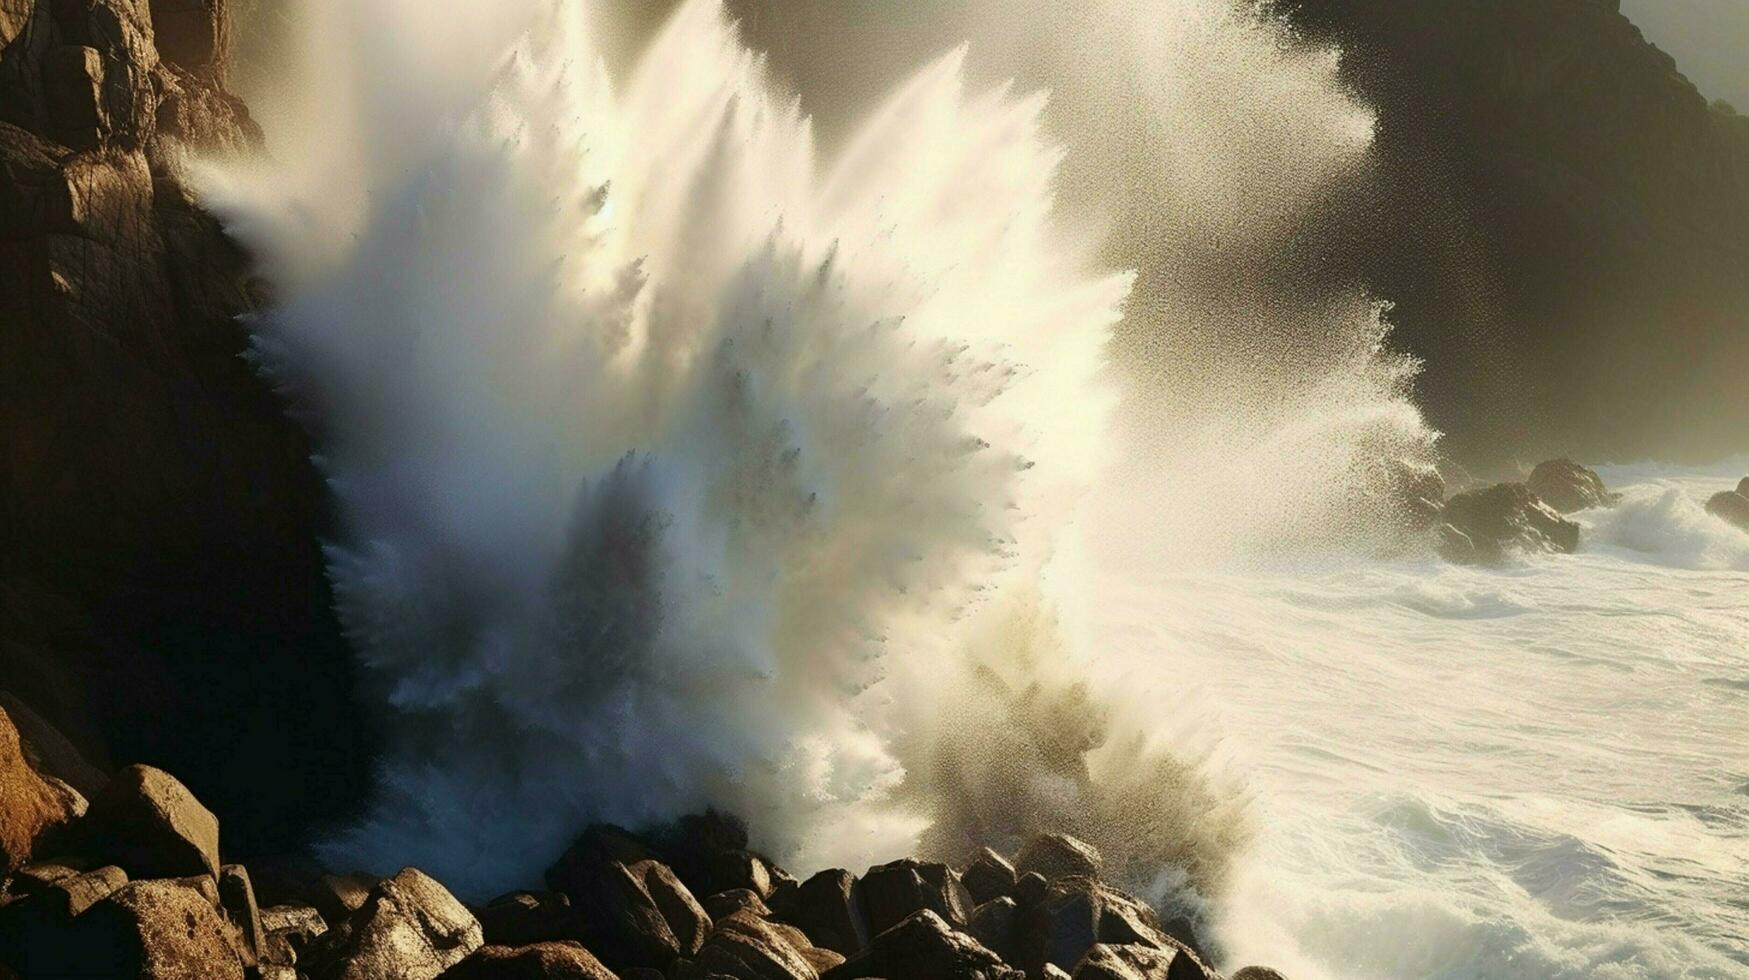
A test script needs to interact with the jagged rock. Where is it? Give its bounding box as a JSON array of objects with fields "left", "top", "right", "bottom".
[
  {"left": 857, "top": 859, "right": 971, "bottom": 937},
  {"left": 1015, "top": 835, "right": 1103, "bottom": 884},
  {"left": 83, "top": 764, "right": 219, "bottom": 879},
  {"left": 1232, "top": 968, "right": 1288, "bottom": 980},
  {"left": 1437, "top": 483, "right": 1580, "bottom": 564},
  {"left": 1706, "top": 490, "right": 1749, "bottom": 531},
  {"left": 259, "top": 903, "right": 326, "bottom": 966},
  {"left": 770, "top": 869, "right": 865, "bottom": 957},
  {"left": 308, "top": 872, "right": 379, "bottom": 928},
  {"left": 628, "top": 859, "right": 712, "bottom": 957},
  {"left": 703, "top": 889, "right": 769, "bottom": 921},
  {"left": 1072, "top": 943, "right": 1181, "bottom": 980},
  {"left": 822, "top": 909, "right": 1020, "bottom": 980},
  {"left": 1526, "top": 459, "right": 1619, "bottom": 513},
  {"left": 692, "top": 909, "right": 821, "bottom": 980},
  {"left": 65, "top": 877, "right": 245, "bottom": 979},
  {"left": 960, "top": 847, "right": 1017, "bottom": 907},
  {"left": 441, "top": 941, "right": 618, "bottom": 980},
  {"left": 0, "top": 693, "right": 107, "bottom": 799},
  {"left": 217, "top": 864, "right": 264, "bottom": 968},
  {"left": 0, "top": 704, "right": 86, "bottom": 873},
  {"left": 477, "top": 891, "right": 580, "bottom": 948},
  {"left": 304, "top": 868, "right": 483, "bottom": 980},
  {"left": 965, "top": 897, "right": 1019, "bottom": 965}
]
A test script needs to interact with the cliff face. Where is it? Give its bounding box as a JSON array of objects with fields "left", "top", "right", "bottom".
[
  {"left": 0, "top": 0, "right": 371, "bottom": 855},
  {"left": 1275, "top": 0, "right": 1749, "bottom": 464}
]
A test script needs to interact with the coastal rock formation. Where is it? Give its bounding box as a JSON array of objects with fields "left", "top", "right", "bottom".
[
  {"left": 1, "top": 0, "right": 374, "bottom": 858},
  {"left": 0, "top": 754, "right": 1291, "bottom": 980},
  {"left": 1274, "top": 0, "right": 1749, "bottom": 464},
  {"left": 1437, "top": 483, "right": 1582, "bottom": 564},
  {"left": 0, "top": 707, "right": 85, "bottom": 875},
  {"left": 1526, "top": 459, "right": 1620, "bottom": 513}
]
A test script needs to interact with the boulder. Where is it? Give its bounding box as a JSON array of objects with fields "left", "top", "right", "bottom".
[
  {"left": 702, "top": 889, "right": 769, "bottom": 921},
  {"left": 627, "top": 859, "right": 712, "bottom": 958},
  {"left": 0, "top": 705, "right": 86, "bottom": 873},
  {"left": 1072, "top": 943, "right": 1182, "bottom": 980},
  {"left": 476, "top": 891, "right": 581, "bottom": 948},
  {"left": 73, "top": 877, "right": 245, "bottom": 979},
  {"left": 692, "top": 909, "right": 821, "bottom": 980},
  {"left": 965, "top": 897, "right": 1019, "bottom": 965},
  {"left": 822, "top": 909, "right": 1020, "bottom": 980},
  {"left": 1019, "top": 877, "right": 1100, "bottom": 977},
  {"left": 217, "top": 863, "right": 264, "bottom": 968},
  {"left": 770, "top": 869, "right": 865, "bottom": 956},
  {"left": 1740, "top": 477, "right": 1749, "bottom": 497},
  {"left": 0, "top": 862, "right": 128, "bottom": 964},
  {"left": 546, "top": 826, "right": 661, "bottom": 896},
  {"left": 309, "top": 873, "right": 380, "bottom": 928},
  {"left": 550, "top": 860, "right": 681, "bottom": 972},
  {"left": 259, "top": 903, "right": 327, "bottom": 966},
  {"left": 1437, "top": 483, "right": 1580, "bottom": 563},
  {"left": 1013, "top": 872, "right": 1048, "bottom": 908},
  {"left": 83, "top": 764, "right": 219, "bottom": 879},
  {"left": 1705, "top": 490, "right": 1749, "bottom": 531},
  {"left": 1232, "top": 968, "right": 1288, "bottom": 980},
  {"left": 857, "top": 859, "right": 970, "bottom": 937},
  {"left": 441, "top": 942, "right": 617, "bottom": 980},
  {"left": 303, "top": 868, "right": 483, "bottom": 980},
  {"left": 960, "top": 848, "right": 1016, "bottom": 907},
  {"left": 1526, "top": 459, "right": 1619, "bottom": 513},
  {"left": 0, "top": 693, "right": 107, "bottom": 799},
  {"left": 1015, "top": 835, "right": 1103, "bottom": 884}
]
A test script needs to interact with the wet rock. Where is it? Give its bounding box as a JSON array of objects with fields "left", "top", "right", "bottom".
[
  {"left": 442, "top": 941, "right": 617, "bottom": 980},
  {"left": 702, "top": 888, "right": 769, "bottom": 921},
  {"left": 304, "top": 868, "right": 483, "bottom": 980},
  {"left": 1013, "top": 872, "right": 1048, "bottom": 908},
  {"left": 1232, "top": 968, "right": 1288, "bottom": 980},
  {"left": 476, "top": 891, "right": 580, "bottom": 948},
  {"left": 1526, "top": 459, "right": 1619, "bottom": 513},
  {"left": 693, "top": 909, "right": 821, "bottom": 980},
  {"left": 1019, "top": 877, "right": 1100, "bottom": 977},
  {"left": 553, "top": 859, "right": 682, "bottom": 972},
  {"left": 770, "top": 869, "right": 865, "bottom": 956},
  {"left": 1706, "top": 490, "right": 1749, "bottom": 531},
  {"left": 83, "top": 763, "right": 219, "bottom": 880},
  {"left": 217, "top": 863, "right": 264, "bottom": 968},
  {"left": 628, "top": 859, "right": 712, "bottom": 957},
  {"left": 822, "top": 909, "right": 1020, "bottom": 980},
  {"left": 857, "top": 859, "right": 970, "bottom": 937},
  {"left": 960, "top": 847, "right": 1016, "bottom": 907},
  {"left": 965, "top": 897, "right": 1019, "bottom": 965},
  {"left": 308, "top": 872, "right": 379, "bottom": 928},
  {"left": 1438, "top": 483, "right": 1580, "bottom": 563},
  {"left": 1383, "top": 458, "right": 1446, "bottom": 531},
  {"left": 1015, "top": 834, "right": 1103, "bottom": 884},
  {"left": 1072, "top": 943, "right": 1180, "bottom": 980},
  {"left": 0, "top": 704, "right": 86, "bottom": 874}
]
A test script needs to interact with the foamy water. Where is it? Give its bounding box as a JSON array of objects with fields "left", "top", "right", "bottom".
[{"left": 1086, "top": 463, "right": 1749, "bottom": 978}]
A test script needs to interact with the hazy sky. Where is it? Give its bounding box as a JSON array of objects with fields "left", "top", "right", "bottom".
[{"left": 1622, "top": 0, "right": 1749, "bottom": 110}]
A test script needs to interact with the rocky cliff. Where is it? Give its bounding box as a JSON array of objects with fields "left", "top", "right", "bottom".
[
  {"left": 1273, "top": 0, "right": 1749, "bottom": 464},
  {"left": 0, "top": 0, "right": 372, "bottom": 856}
]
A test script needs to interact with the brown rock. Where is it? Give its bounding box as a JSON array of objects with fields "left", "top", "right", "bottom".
[
  {"left": 217, "top": 863, "right": 264, "bottom": 968},
  {"left": 696, "top": 910, "right": 820, "bottom": 980},
  {"left": 770, "top": 869, "right": 865, "bottom": 957},
  {"left": 822, "top": 909, "right": 1020, "bottom": 980},
  {"left": 83, "top": 764, "right": 219, "bottom": 879},
  {"left": 1232, "top": 968, "right": 1289, "bottom": 980},
  {"left": 960, "top": 848, "right": 1016, "bottom": 907},
  {"left": 1015, "top": 835, "right": 1103, "bottom": 884},
  {"left": 304, "top": 868, "right": 484, "bottom": 980},
  {"left": 1013, "top": 872, "right": 1047, "bottom": 908},
  {"left": 1706, "top": 490, "right": 1749, "bottom": 531},
  {"left": 476, "top": 891, "right": 581, "bottom": 948},
  {"left": 628, "top": 859, "right": 712, "bottom": 957},
  {"left": 1019, "top": 877, "right": 1100, "bottom": 977},
  {"left": 703, "top": 889, "right": 770, "bottom": 921},
  {"left": 0, "top": 704, "right": 86, "bottom": 873},
  {"left": 442, "top": 941, "right": 618, "bottom": 980},
  {"left": 147, "top": 0, "right": 230, "bottom": 76},
  {"left": 308, "top": 872, "right": 379, "bottom": 928},
  {"left": 0, "top": 693, "right": 107, "bottom": 799},
  {"left": 41, "top": 46, "right": 107, "bottom": 148},
  {"left": 965, "top": 897, "right": 1019, "bottom": 966},
  {"left": 76, "top": 877, "right": 246, "bottom": 979},
  {"left": 1526, "top": 459, "right": 1619, "bottom": 514},
  {"left": 1072, "top": 943, "right": 1179, "bottom": 980},
  {"left": 857, "top": 859, "right": 969, "bottom": 937},
  {"left": 259, "top": 903, "right": 326, "bottom": 966}
]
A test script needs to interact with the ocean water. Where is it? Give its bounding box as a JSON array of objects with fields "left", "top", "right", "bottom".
[{"left": 1085, "top": 462, "right": 1749, "bottom": 978}]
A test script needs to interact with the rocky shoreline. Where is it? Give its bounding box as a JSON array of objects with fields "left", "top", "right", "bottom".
[{"left": 2, "top": 701, "right": 1283, "bottom": 980}]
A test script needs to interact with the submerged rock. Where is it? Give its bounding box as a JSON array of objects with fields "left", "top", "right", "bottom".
[
  {"left": 1706, "top": 489, "right": 1749, "bottom": 531},
  {"left": 1437, "top": 483, "right": 1581, "bottom": 564},
  {"left": 1526, "top": 459, "right": 1619, "bottom": 513}
]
